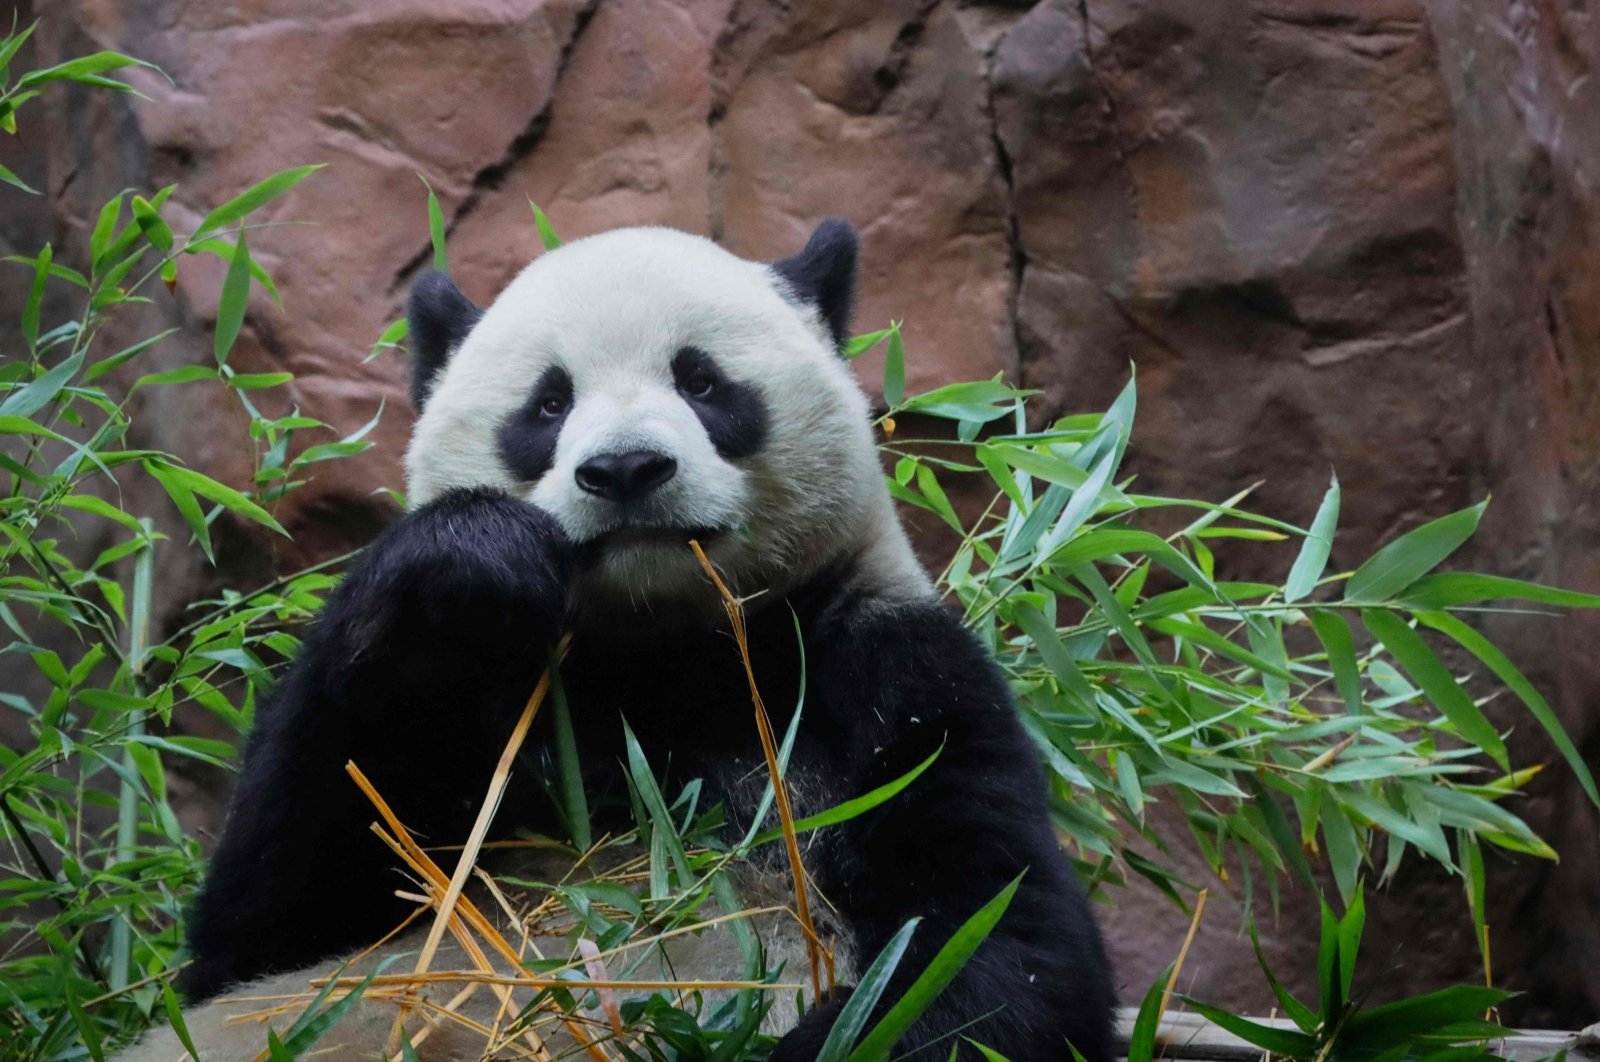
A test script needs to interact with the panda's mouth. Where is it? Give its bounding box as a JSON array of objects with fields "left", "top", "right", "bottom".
[{"left": 579, "top": 525, "right": 727, "bottom": 558}]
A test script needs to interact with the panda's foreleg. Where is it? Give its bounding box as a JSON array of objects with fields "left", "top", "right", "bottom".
[
  {"left": 180, "top": 488, "right": 573, "bottom": 1001},
  {"left": 770, "top": 599, "right": 1115, "bottom": 1062}
]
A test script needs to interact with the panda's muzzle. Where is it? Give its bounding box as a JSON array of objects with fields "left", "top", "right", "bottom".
[{"left": 574, "top": 449, "right": 677, "bottom": 504}]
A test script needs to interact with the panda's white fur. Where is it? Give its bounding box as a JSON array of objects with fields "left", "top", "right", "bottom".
[{"left": 407, "top": 227, "right": 927, "bottom": 609}]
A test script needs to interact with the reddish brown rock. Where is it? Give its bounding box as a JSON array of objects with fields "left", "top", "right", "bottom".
[{"left": 5, "top": 0, "right": 1600, "bottom": 1025}]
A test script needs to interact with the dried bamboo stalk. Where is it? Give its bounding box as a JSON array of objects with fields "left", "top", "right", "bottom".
[{"left": 689, "top": 540, "right": 832, "bottom": 1002}]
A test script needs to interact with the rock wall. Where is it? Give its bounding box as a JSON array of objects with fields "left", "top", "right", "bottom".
[{"left": 3, "top": 0, "right": 1597, "bottom": 1024}]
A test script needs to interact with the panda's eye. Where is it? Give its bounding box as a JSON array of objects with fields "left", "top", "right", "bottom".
[
  {"left": 683, "top": 372, "right": 715, "bottom": 399},
  {"left": 539, "top": 393, "right": 569, "bottom": 418}
]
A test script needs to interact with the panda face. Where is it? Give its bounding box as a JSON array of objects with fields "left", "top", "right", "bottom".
[{"left": 404, "top": 224, "right": 918, "bottom": 610}]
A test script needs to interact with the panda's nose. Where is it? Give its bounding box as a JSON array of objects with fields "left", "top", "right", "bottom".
[{"left": 575, "top": 450, "right": 677, "bottom": 503}]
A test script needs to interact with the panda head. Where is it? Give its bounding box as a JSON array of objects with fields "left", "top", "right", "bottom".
[{"left": 404, "top": 221, "right": 927, "bottom": 617}]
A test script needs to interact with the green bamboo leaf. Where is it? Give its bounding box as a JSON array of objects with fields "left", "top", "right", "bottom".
[
  {"left": 528, "top": 198, "right": 562, "bottom": 250},
  {"left": 1175, "top": 999, "right": 1318, "bottom": 1057},
  {"left": 882, "top": 323, "right": 906, "bottom": 408},
  {"left": 421, "top": 174, "right": 447, "bottom": 272},
  {"left": 848, "top": 873, "right": 1024, "bottom": 1061},
  {"left": 145, "top": 460, "right": 213, "bottom": 563},
  {"left": 1286, "top": 473, "right": 1339, "bottom": 602},
  {"left": 0, "top": 350, "right": 83, "bottom": 418},
  {"left": 14, "top": 50, "right": 158, "bottom": 91},
  {"left": 1339, "top": 985, "right": 1513, "bottom": 1050},
  {"left": 1308, "top": 609, "right": 1363, "bottom": 715},
  {"left": 147, "top": 460, "right": 287, "bottom": 536},
  {"left": 750, "top": 744, "right": 942, "bottom": 846},
  {"left": 0, "top": 20, "right": 39, "bottom": 77},
  {"left": 184, "top": 237, "right": 281, "bottom": 302},
  {"left": 1248, "top": 919, "right": 1317, "bottom": 1031},
  {"left": 1126, "top": 962, "right": 1174, "bottom": 1062},
  {"left": 842, "top": 326, "right": 894, "bottom": 360},
  {"left": 0, "top": 159, "right": 36, "bottom": 194},
  {"left": 190, "top": 164, "right": 324, "bottom": 242},
  {"left": 131, "top": 194, "right": 173, "bottom": 251},
  {"left": 0, "top": 414, "right": 67, "bottom": 442},
  {"left": 1399, "top": 571, "right": 1600, "bottom": 610},
  {"left": 214, "top": 233, "right": 252, "bottom": 365},
  {"left": 1363, "top": 609, "right": 1508, "bottom": 769},
  {"left": 548, "top": 658, "right": 590, "bottom": 851},
  {"left": 367, "top": 317, "right": 408, "bottom": 363},
  {"left": 89, "top": 191, "right": 124, "bottom": 265},
  {"left": 21, "top": 242, "right": 49, "bottom": 349},
  {"left": 816, "top": 918, "right": 920, "bottom": 1062},
  {"left": 1345, "top": 502, "right": 1486, "bottom": 602},
  {"left": 1417, "top": 610, "right": 1597, "bottom": 807},
  {"left": 620, "top": 718, "right": 692, "bottom": 888}
]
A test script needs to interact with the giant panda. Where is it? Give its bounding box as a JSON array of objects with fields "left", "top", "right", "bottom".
[{"left": 124, "top": 221, "right": 1114, "bottom": 1061}]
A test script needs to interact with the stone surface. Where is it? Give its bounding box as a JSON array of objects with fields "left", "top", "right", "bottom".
[{"left": 4, "top": 0, "right": 1599, "bottom": 1025}]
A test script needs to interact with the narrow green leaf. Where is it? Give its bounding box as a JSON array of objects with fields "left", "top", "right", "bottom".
[
  {"left": 1418, "top": 610, "right": 1597, "bottom": 807},
  {"left": 816, "top": 919, "right": 920, "bottom": 1062},
  {"left": 1346, "top": 502, "right": 1486, "bottom": 602},
  {"left": 528, "top": 198, "right": 562, "bottom": 250},
  {"left": 1175, "top": 999, "right": 1318, "bottom": 1057},
  {"left": 0, "top": 349, "right": 83, "bottom": 418},
  {"left": 1340, "top": 985, "right": 1513, "bottom": 1050},
  {"left": 842, "top": 326, "right": 894, "bottom": 360},
  {"left": 90, "top": 191, "right": 124, "bottom": 266},
  {"left": 421, "top": 174, "right": 448, "bottom": 272},
  {"left": 1127, "top": 962, "right": 1175, "bottom": 1062},
  {"left": 1363, "top": 609, "right": 1508, "bottom": 769},
  {"left": 1398, "top": 571, "right": 1600, "bottom": 610},
  {"left": 131, "top": 194, "right": 173, "bottom": 251},
  {"left": 21, "top": 242, "right": 49, "bottom": 349},
  {"left": 1308, "top": 609, "right": 1363, "bottom": 714},
  {"left": 750, "top": 745, "right": 941, "bottom": 846},
  {"left": 14, "top": 50, "right": 158, "bottom": 91},
  {"left": 0, "top": 159, "right": 36, "bottom": 194},
  {"left": 849, "top": 873, "right": 1024, "bottom": 1061},
  {"left": 548, "top": 658, "right": 590, "bottom": 851},
  {"left": 1286, "top": 474, "right": 1339, "bottom": 602},
  {"left": 1248, "top": 919, "right": 1317, "bottom": 1031},
  {"left": 190, "top": 164, "right": 324, "bottom": 242},
  {"left": 882, "top": 323, "right": 905, "bottom": 408},
  {"left": 214, "top": 233, "right": 252, "bottom": 365}
]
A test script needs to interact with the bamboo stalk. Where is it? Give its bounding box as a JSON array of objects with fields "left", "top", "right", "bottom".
[{"left": 689, "top": 540, "right": 832, "bottom": 1002}]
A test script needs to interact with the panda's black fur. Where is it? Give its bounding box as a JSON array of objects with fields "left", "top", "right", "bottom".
[{"left": 182, "top": 223, "right": 1115, "bottom": 1061}]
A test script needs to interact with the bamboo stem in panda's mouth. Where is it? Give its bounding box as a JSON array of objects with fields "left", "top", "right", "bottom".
[{"left": 688, "top": 539, "right": 834, "bottom": 1005}]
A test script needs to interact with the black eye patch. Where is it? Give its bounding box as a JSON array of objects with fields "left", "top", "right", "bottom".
[
  {"left": 496, "top": 366, "right": 574, "bottom": 482},
  {"left": 672, "top": 347, "right": 767, "bottom": 459}
]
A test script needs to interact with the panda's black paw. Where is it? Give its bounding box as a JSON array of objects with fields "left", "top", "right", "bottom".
[
  {"left": 343, "top": 487, "right": 574, "bottom": 652},
  {"left": 769, "top": 988, "right": 854, "bottom": 1062}
]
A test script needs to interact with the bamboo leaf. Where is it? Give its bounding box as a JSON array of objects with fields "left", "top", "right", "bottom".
[
  {"left": 528, "top": 198, "right": 562, "bottom": 250},
  {"left": 1417, "top": 610, "right": 1597, "bottom": 807},
  {"left": 1346, "top": 502, "right": 1486, "bottom": 602},
  {"left": 214, "top": 233, "right": 253, "bottom": 366},
  {"left": 190, "top": 164, "right": 323, "bottom": 242},
  {"left": 1363, "top": 609, "right": 1508, "bottom": 769},
  {"left": 1286, "top": 474, "right": 1339, "bottom": 602},
  {"left": 815, "top": 919, "right": 919, "bottom": 1062},
  {"left": 849, "top": 873, "right": 1024, "bottom": 1061}
]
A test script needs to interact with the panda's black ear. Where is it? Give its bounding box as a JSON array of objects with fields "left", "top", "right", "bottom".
[
  {"left": 772, "top": 218, "right": 858, "bottom": 351},
  {"left": 407, "top": 270, "right": 484, "bottom": 411}
]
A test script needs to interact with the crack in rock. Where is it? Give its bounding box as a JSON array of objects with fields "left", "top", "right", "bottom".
[
  {"left": 1078, "top": 0, "right": 1139, "bottom": 216},
  {"left": 981, "top": 18, "right": 1028, "bottom": 377},
  {"left": 386, "top": 0, "right": 603, "bottom": 295}
]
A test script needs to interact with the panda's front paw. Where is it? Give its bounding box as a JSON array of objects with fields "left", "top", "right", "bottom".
[
  {"left": 770, "top": 988, "right": 855, "bottom": 1062},
  {"left": 350, "top": 488, "right": 575, "bottom": 646}
]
